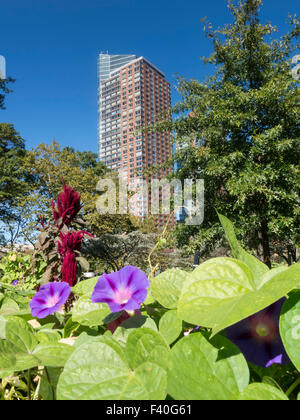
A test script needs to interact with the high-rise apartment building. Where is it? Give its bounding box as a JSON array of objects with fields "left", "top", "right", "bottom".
[{"left": 98, "top": 53, "right": 172, "bottom": 224}]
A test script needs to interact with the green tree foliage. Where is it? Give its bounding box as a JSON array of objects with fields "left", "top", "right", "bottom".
[
  {"left": 18, "top": 141, "right": 135, "bottom": 241},
  {"left": 0, "top": 77, "right": 14, "bottom": 110},
  {"left": 0, "top": 124, "right": 29, "bottom": 224},
  {"left": 159, "top": 0, "right": 300, "bottom": 267}
]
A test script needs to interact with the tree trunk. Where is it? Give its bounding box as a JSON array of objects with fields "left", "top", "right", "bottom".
[
  {"left": 260, "top": 218, "right": 271, "bottom": 268},
  {"left": 287, "top": 244, "right": 297, "bottom": 266}
]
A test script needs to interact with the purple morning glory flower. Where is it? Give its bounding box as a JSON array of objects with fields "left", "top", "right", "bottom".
[
  {"left": 266, "top": 354, "right": 283, "bottom": 368},
  {"left": 91, "top": 265, "right": 150, "bottom": 313},
  {"left": 12, "top": 280, "right": 19, "bottom": 286},
  {"left": 29, "top": 282, "right": 71, "bottom": 319},
  {"left": 226, "top": 299, "right": 290, "bottom": 367}
]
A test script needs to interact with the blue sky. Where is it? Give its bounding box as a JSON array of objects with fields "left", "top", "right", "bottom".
[{"left": 0, "top": 0, "right": 298, "bottom": 154}]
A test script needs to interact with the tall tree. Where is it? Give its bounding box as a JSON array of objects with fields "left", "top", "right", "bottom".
[
  {"left": 0, "top": 77, "right": 14, "bottom": 110},
  {"left": 159, "top": 0, "right": 300, "bottom": 267},
  {"left": 0, "top": 123, "right": 28, "bottom": 222}
]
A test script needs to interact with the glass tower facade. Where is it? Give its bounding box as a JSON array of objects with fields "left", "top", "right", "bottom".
[{"left": 98, "top": 54, "right": 137, "bottom": 156}]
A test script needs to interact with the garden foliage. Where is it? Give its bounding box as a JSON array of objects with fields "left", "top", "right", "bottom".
[
  {"left": 158, "top": 0, "right": 300, "bottom": 267},
  {"left": 0, "top": 213, "right": 299, "bottom": 400}
]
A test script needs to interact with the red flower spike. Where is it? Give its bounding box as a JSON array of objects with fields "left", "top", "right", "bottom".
[
  {"left": 52, "top": 180, "right": 81, "bottom": 228},
  {"left": 39, "top": 214, "right": 45, "bottom": 229},
  {"left": 57, "top": 231, "right": 93, "bottom": 257},
  {"left": 57, "top": 231, "right": 93, "bottom": 286},
  {"left": 61, "top": 251, "right": 78, "bottom": 286}
]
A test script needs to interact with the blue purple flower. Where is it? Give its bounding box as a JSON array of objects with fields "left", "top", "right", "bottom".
[
  {"left": 29, "top": 282, "right": 71, "bottom": 319},
  {"left": 91, "top": 265, "right": 150, "bottom": 313},
  {"left": 12, "top": 280, "right": 19, "bottom": 286},
  {"left": 226, "top": 299, "right": 290, "bottom": 368},
  {"left": 266, "top": 354, "right": 283, "bottom": 368}
]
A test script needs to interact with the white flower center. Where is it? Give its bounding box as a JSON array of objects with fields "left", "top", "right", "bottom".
[
  {"left": 114, "top": 288, "right": 132, "bottom": 305},
  {"left": 45, "top": 295, "right": 60, "bottom": 308}
]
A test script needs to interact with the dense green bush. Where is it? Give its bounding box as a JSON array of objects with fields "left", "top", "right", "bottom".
[{"left": 0, "top": 253, "right": 46, "bottom": 291}]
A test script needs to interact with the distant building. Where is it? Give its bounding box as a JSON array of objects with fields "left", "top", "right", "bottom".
[
  {"left": 0, "top": 55, "right": 6, "bottom": 79},
  {"left": 97, "top": 53, "right": 172, "bottom": 227}
]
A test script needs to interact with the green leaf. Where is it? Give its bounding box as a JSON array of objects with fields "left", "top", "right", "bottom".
[
  {"left": 125, "top": 327, "right": 169, "bottom": 370},
  {"left": 71, "top": 296, "right": 111, "bottom": 327},
  {"left": 72, "top": 277, "right": 98, "bottom": 297},
  {"left": 159, "top": 310, "right": 183, "bottom": 345},
  {"left": 262, "top": 376, "right": 283, "bottom": 392},
  {"left": 112, "top": 315, "right": 159, "bottom": 349},
  {"left": 76, "top": 257, "right": 90, "bottom": 273},
  {"left": 57, "top": 338, "right": 167, "bottom": 400},
  {"left": 73, "top": 332, "right": 99, "bottom": 349},
  {"left": 5, "top": 316, "right": 38, "bottom": 354},
  {"left": 103, "top": 311, "right": 124, "bottom": 324},
  {"left": 177, "top": 258, "right": 300, "bottom": 335},
  {"left": 33, "top": 343, "right": 74, "bottom": 367},
  {"left": 0, "top": 317, "right": 73, "bottom": 371},
  {"left": 1, "top": 317, "right": 39, "bottom": 371},
  {"left": 39, "top": 367, "right": 62, "bottom": 401},
  {"left": 0, "top": 297, "right": 19, "bottom": 315},
  {"left": 218, "top": 213, "right": 269, "bottom": 286},
  {"left": 0, "top": 340, "right": 17, "bottom": 370},
  {"left": 63, "top": 317, "right": 80, "bottom": 338},
  {"left": 167, "top": 332, "right": 249, "bottom": 400},
  {"left": 144, "top": 289, "right": 155, "bottom": 305},
  {"left": 120, "top": 314, "right": 158, "bottom": 331},
  {"left": 238, "top": 383, "right": 289, "bottom": 400},
  {"left": 4, "top": 310, "right": 33, "bottom": 321},
  {"left": 0, "top": 316, "right": 7, "bottom": 339},
  {"left": 0, "top": 368, "right": 14, "bottom": 379},
  {"left": 218, "top": 212, "right": 241, "bottom": 257},
  {"left": 36, "top": 329, "right": 61, "bottom": 344},
  {"left": 279, "top": 291, "right": 300, "bottom": 372},
  {"left": 150, "top": 269, "right": 189, "bottom": 309},
  {"left": 133, "top": 362, "right": 167, "bottom": 400}
]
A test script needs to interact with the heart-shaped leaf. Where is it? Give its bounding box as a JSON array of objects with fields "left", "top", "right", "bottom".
[
  {"left": 177, "top": 258, "right": 300, "bottom": 335},
  {"left": 72, "top": 277, "right": 98, "bottom": 297},
  {"left": 159, "top": 310, "right": 183, "bottom": 345},
  {"left": 6, "top": 316, "right": 38, "bottom": 353},
  {"left": 0, "top": 317, "right": 73, "bottom": 371},
  {"left": 238, "top": 383, "right": 289, "bottom": 400},
  {"left": 0, "top": 298, "right": 19, "bottom": 315},
  {"left": 125, "top": 327, "right": 169, "bottom": 370},
  {"left": 112, "top": 315, "right": 158, "bottom": 349},
  {"left": 279, "top": 291, "right": 300, "bottom": 372},
  {"left": 0, "top": 316, "right": 7, "bottom": 339},
  {"left": 33, "top": 343, "right": 74, "bottom": 367},
  {"left": 150, "top": 269, "right": 189, "bottom": 309},
  {"left": 57, "top": 337, "right": 167, "bottom": 400},
  {"left": 72, "top": 296, "right": 111, "bottom": 327},
  {"left": 218, "top": 213, "right": 269, "bottom": 286},
  {"left": 167, "top": 332, "right": 249, "bottom": 400}
]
